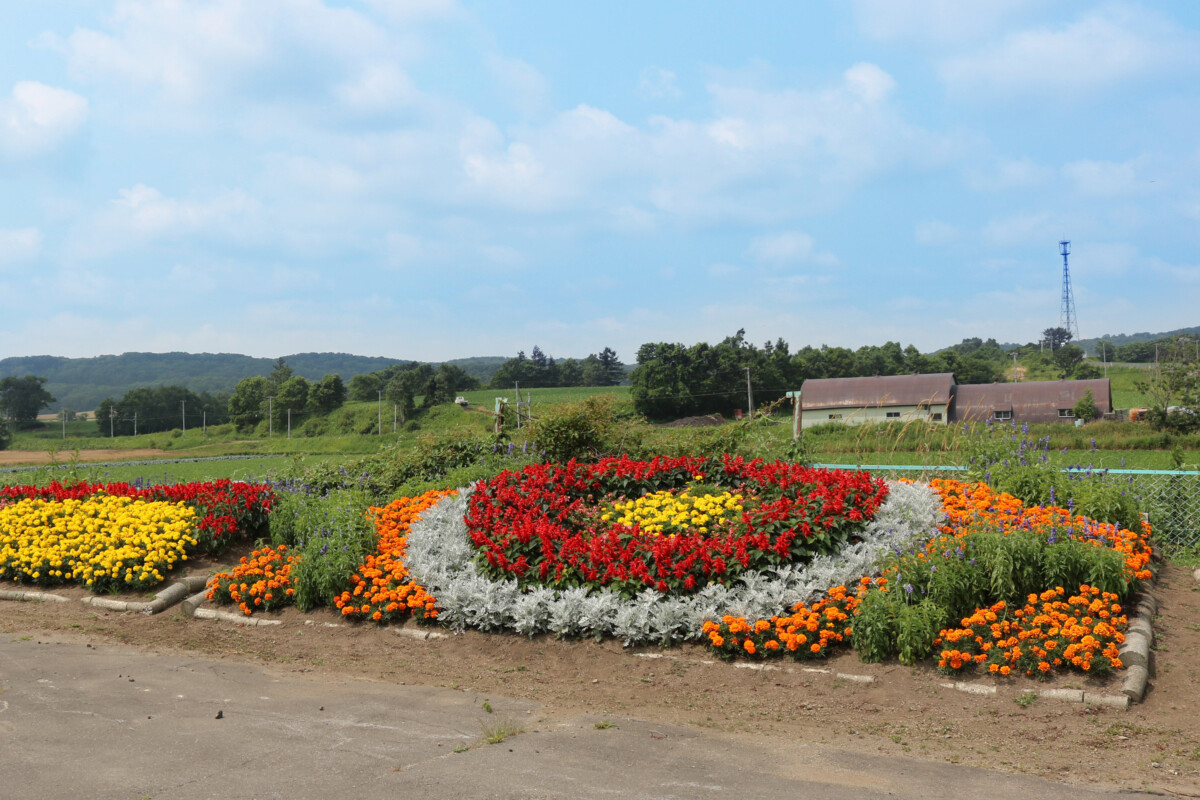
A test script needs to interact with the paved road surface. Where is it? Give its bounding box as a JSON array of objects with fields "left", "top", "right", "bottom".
[{"left": 0, "top": 637, "right": 1154, "bottom": 800}]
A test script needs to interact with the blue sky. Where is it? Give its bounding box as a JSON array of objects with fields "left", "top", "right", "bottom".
[{"left": 2, "top": 1, "right": 1199, "bottom": 363}]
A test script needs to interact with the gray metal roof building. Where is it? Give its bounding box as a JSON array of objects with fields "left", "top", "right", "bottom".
[
  {"left": 801, "top": 373, "right": 956, "bottom": 409},
  {"left": 954, "top": 379, "right": 1112, "bottom": 424},
  {"left": 800, "top": 373, "right": 955, "bottom": 427}
]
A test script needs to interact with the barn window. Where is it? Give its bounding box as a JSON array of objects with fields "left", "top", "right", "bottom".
[
  {"left": 993, "top": 410, "right": 1013, "bottom": 421},
  {"left": 931, "top": 412, "right": 943, "bottom": 421},
  {"left": 1059, "top": 408, "right": 1074, "bottom": 418},
  {"left": 886, "top": 411, "right": 901, "bottom": 418},
  {"left": 828, "top": 413, "right": 842, "bottom": 420}
]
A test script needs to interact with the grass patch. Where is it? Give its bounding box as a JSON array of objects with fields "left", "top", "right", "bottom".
[{"left": 480, "top": 718, "right": 524, "bottom": 745}]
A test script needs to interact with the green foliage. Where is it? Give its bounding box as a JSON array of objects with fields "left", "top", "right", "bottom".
[
  {"left": 850, "top": 589, "right": 897, "bottom": 663},
  {"left": 347, "top": 372, "right": 383, "bottom": 402},
  {"left": 286, "top": 427, "right": 529, "bottom": 497},
  {"left": 1015, "top": 691, "right": 1038, "bottom": 708},
  {"left": 268, "top": 357, "right": 294, "bottom": 389},
  {"left": 307, "top": 374, "right": 347, "bottom": 415},
  {"left": 964, "top": 421, "right": 1142, "bottom": 531},
  {"left": 1073, "top": 389, "right": 1100, "bottom": 420},
  {"left": 0, "top": 375, "right": 56, "bottom": 428},
  {"left": 0, "top": 416, "right": 11, "bottom": 450},
  {"left": 489, "top": 346, "right": 624, "bottom": 390},
  {"left": 1137, "top": 335, "right": 1200, "bottom": 433},
  {"left": 852, "top": 586, "right": 949, "bottom": 666},
  {"left": 0, "top": 352, "right": 413, "bottom": 413},
  {"left": 894, "top": 598, "right": 949, "bottom": 666},
  {"left": 94, "top": 385, "right": 226, "bottom": 437},
  {"left": 530, "top": 394, "right": 632, "bottom": 462},
  {"left": 228, "top": 376, "right": 271, "bottom": 432},
  {"left": 1052, "top": 344, "right": 1084, "bottom": 377},
  {"left": 1042, "top": 327, "right": 1073, "bottom": 351},
  {"left": 857, "top": 509, "right": 1143, "bottom": 666},
  {"left": 269, "top": 487, "right": 376, "bottom": 612},
  {"left": 274, "top": 375, "right": 310, "bottom": 428}
]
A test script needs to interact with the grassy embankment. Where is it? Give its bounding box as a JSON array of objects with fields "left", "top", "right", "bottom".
[{"left": 6, "top": 378, "right": 1196, "bottom": 486}]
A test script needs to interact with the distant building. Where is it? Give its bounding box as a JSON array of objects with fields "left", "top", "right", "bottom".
[
  {"left": 953, "top": 379, "right": 1112, "bottom": 424},
  {"left": 799, "top": 373, "right": 955, "bottom": 428}
]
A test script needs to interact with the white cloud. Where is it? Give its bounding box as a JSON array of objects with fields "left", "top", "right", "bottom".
[
  {"left": 852, "top": 0, "right": 1036, "bottom": 43},
  {"left": 1062, "top": 157, "right": 1156, "bottom": 198},
  {"left": 1068, "top": 241, "right": 1140, "bottom": 277},
  {"left": 67, "top": 184, "right": 261, "bottom": 263},
  {"left": 607, "top": 205, "right": 656, "bottom": 233},
  {"left": 843, "top": 63, "right": 895, "bottom": 104},
  {"left": 915, "top": 220, "right": 957, "bottom": 246},
  {"left": 982, "top": 211, "right": 1060, "bottom": 247},
  {"left": 265, "top": 154, "right": 365, "bottom": 196},
  {"left": 637, "top": 67, "right": 680, "bottom": 100},
  {"left": 939, "top": 4, "right": 1195, "bottom": 97},
  {"left": 109, "top": 184, "right": 257, "bottom": 238},
  {"left": 486, "top": 54, "right": 551, "bottom": 116},
  {"left": 59, "top": 0, "right": 390, "bottom": 110},
  {"left": 334, "top": 64, "right": 418, "bottom": 114},
  {"left": 708, "top": 263, "right": 739, "bottom": 278},
  {"left": 0, "top": 81, "right": 88, "bottom": 157},
  {"left": 746, "top": 231, "right": 838, "bottom": 267},
  {"left": 966, "top": 157, "right": 1052, "bottom": 191},
  {"left": 364, "top": 0, "right": 462, "bottom": 24},
  {"left": 0, "top": 228, "right": 43, "bottom": 265}
]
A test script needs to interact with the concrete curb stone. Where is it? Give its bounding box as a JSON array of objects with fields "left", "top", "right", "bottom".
[{"left": 0, "top": 589, "right": 70, "bottom": 603}]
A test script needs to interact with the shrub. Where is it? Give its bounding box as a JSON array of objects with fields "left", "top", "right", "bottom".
[
  {"left": 1073, "top": 389, "right": 1100, "bottom": 421},
  {"left": 269, "top": 487, "right": 377, "bottom": 612}
]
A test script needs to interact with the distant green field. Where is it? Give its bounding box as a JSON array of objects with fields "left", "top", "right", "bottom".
[
  {"left": 6, "top": 381, "right": 1196, "bottom": 491},
  {"left": 458, "top": 384, "right": 630, "bottom": 408},
  {"left": 811, "top": 449, "right": 1187, "bottom": 471},
  {"left": 0, "top": 456, "right": 296, "bottom": 487}
]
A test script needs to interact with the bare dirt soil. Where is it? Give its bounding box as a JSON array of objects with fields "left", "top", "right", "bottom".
[
  {"left": 0, "top": 448, "right": 168, "bottom": 467},
  {"left": 2, "top": 559, "right": 1198, "bottom": 796}
]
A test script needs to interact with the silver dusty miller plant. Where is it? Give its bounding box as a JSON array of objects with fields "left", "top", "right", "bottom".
[{"left": 404, "top": 480, "right": 945, "bottom": 646}]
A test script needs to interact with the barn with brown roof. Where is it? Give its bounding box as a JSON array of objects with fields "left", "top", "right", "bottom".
[
  {"left": 799, "top": 373, "right": 955, "bottom": 428},
  {"left": 954, "top": 379, "right": 1112, "bottom": 424}
]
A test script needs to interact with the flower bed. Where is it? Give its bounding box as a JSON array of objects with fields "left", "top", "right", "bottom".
[
  {"left": 466, "top": 455, "right": 888, "bottom": 596},
  {"left": 1, "top": 479, "right": 273, "bottom": 554},
  {"left": 936, "top": 585, "right": 1127, "bottom": 677},
  {"left": 702, "top": 580, "right": 868, "bottom": 659},
  {"left": 207, "top": 545, "right": 300, "bottom": 616},
  {"left": 404, "top": 478, "right": 942, "bottom": 644},
  {"left": 0, "top": 495, "right": 197, "bottom": 591},
  {"left": 335, "top": 489, "right": 455, "bottom": 624},
  {"left": 704, "top": 479, "right": 1152, "bottom": 677}
]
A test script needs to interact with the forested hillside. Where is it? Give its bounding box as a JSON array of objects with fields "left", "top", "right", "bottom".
[{"left": 0, "top": 352, "right": 506, "bottom": 413}]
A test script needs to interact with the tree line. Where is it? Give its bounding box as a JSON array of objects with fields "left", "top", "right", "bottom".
[
  {"left": 487, "top": 346, "right": 624, "bottom": 389},
  {"left": 629, "top": 331, "right": 1007, "bottom": 419},
  {"left": 6, "top": 327, "right": 1197, "bottom": 442}
]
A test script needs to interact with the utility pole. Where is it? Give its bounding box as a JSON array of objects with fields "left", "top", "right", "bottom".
[
  {"left": 287, "top": 408, "right": 291, "bottom": 439},
  {"left": 1012, "top": 352, "right": 1019, "bottom": 382},
  {"left": 134, "top": 412, "right": 137, "bottom": 436},
  {"left": 377, "top": 389, "right": 382, "bottom": 435},
  {"left": 202, "top": 410, "right": 206, "bottom": 435},
  {"left": 514, "top": 382, "right": 521, "bottom": 430},
  {"left": 745, "top": 367, "right": 754, "bottom": 420},
  {"left": 110, "top": 406, "right": 116, "bottom": 438},
  {"left": 181, "top": 399, "right": 186, "bottom": 435},
  {"left": 786, "top": 391, "right": 802, "bottom": 440},
  {"left": 267, "top": 396, "right": 274, "bottom": 437}
]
